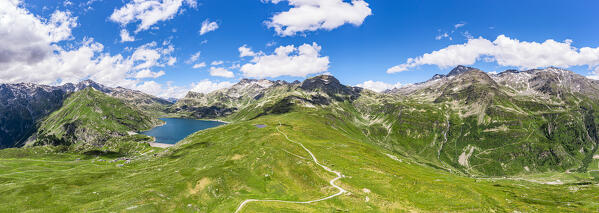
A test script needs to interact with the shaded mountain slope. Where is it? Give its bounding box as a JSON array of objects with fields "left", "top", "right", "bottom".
[{"left": 0, "top": 83, "right": 69, "bottom": 148}]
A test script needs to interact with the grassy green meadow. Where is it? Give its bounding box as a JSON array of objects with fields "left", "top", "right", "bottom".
[{"left": 1, "top": 110, "right": 598, "bottom": 212}]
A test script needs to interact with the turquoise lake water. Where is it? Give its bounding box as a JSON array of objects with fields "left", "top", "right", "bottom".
[{"left": 140, "top": 118, "right": 225, "bottom": 144}]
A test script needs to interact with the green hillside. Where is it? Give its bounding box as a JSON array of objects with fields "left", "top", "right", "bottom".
[
  {"left": 29, "top": 88, "right": 161, "bottom": 151},
  {"left": 172, "top": 71, "right": 599, "bottom": 177},
  {"left": 0, "top": 111, "right": 597, "bottom": 212},
  {"left": 1, "top": 69, "right": 599, "bottom": 212}
]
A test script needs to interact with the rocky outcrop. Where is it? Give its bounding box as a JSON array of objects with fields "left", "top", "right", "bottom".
[{"left": 0, "top": 84, "right": 68, "bottom": 148}]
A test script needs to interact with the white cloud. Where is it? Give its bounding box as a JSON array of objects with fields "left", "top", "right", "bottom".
[
  {"left": 239, "top": 42, "right": 329, "bottom": 78},
  {"left": 110, "top": 0, "right": 196, "bottom": 33},
  {"left": 139, "top": 79, "right": 235, "bottom": 98},
  {"left": 0, "top": 1, "right": 195, "bottom": 99},
  {"left": 264, "top": 0, "right": 372, "bottom": 36},
  {"left": 211, "top": 60, "right": 223, "bottom": 65},
  {"left": 589, "top": 67, "right": 599, "bottom": 80},
  {"left": 166, "top": 56, "right": 176, "bottom": 66},
  {"left": 184, "top": 0, "right": 197, "bottom": 8},
  {"left": 454, "top": 22, "right": 466, "bottom": 29},
  {"left": 356, "top": 80, "right": 401, "bottom": 92},
  {"left": 135, "top": 69, "right": 165, "bottom": 78},
  {"left": 0, "top": 1, "right": 183, "bottom": 96},
  {"left": 192, "top": 62, "right": 206, "bottom": 69},
  {"left": 186, "top": 51, "right": 201, "bottom": 64},
  {"left": 266, "top": 41, "right": 277, "bottom": 47},
  {"left": 239, "top": 45, "right": 256, "bottom": 57},
  {"left": 190, "top": 79, "right": 234, "bottom": 94},
  {"left": 0, "top": 2, "right": 77, "bottom": 66},
  {"left": 209, "top": 67, "right": 234, "bottom": 78},
  {"left": 135, "top": 80, "right": 189, "bottom": 98},
  {"left": 435, "top": 32, "right": 449, "bottom": 41},
  {"left": 199, "top": 19, "right": 219, "bottom": 35},
  {"left": 131, "top": 43, "right": 162, "bottom": 70},
  {"left": 387, "top": 35, "right": 599, "bottom": 75},
  {"left": 119, "top": 29, "right": 135, "bottom": 42},
  {"left": 463, "top": 31, "right": 473, "bottom": 40}
]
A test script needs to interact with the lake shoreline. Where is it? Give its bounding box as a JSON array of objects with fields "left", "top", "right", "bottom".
[
  {"left": 148, "top": 142, "right": 174, "bottom": 148},
  {"left": 201, "top": 119, "right": 231, "bottom": 124},
  {"left": 139, "top": 118, "right": 226, "bottom": 145}
]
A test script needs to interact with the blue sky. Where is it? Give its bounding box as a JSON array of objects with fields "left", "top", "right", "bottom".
[{"left": 2, "top": 0, "right": 599, "bottom": 97}]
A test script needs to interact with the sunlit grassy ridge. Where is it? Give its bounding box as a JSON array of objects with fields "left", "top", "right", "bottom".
[
  {"left": 1, "top": 110, "right": 598, "bottom": 212},
  {"left": 2, "top": 72, "right": 599, "bottom": 212},
  {"left": 167, "top": 72, "right": 599, "bottom": 177},
  {"left": 29, "top": 88, "right": 160, "bottom": 151}
]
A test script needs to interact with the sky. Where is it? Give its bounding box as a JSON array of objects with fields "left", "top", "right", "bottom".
[{"left": 2, "top": 0, "right": 599, "bottom": 97}]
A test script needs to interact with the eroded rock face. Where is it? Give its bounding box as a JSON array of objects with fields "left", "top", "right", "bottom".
[{"left": 0, "top": 84, "right": 68, "bottom": 148}]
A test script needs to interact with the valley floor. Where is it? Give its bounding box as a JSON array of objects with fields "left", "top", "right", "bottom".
[{"left": 1, "top": 112, "right": 598, "bottom": 212}]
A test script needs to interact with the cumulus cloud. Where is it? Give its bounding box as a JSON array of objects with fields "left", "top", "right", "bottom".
[
  {"left": 119, "top": 29, "right": 135, "bottom": 42},
  {"left": 209, "top": 67, "right": 234, "bottom": 78},
  {"left": 136, "top": 79, "right": 232, "bottom": 99},
  {"left": 192, "top": 62, "right": 206, "bottom": 69},
  {"left": 589, "top": 68, "right": 599, "bottom": 80},
  {"left": 130, "top": 42, "right": 175, "bottom": 70},
  {"left": 0, "top": 2, "right": 77, "bottom": 65},
  {"left": 190, "top": 79, "right": 234, "bottom": 94},
  {"left": 264, "top": 0, "right": 372, "bottom": 36},
  {"left": 135, "top": 80, "right": 189, "bottom": 98},
  {"left": 166, "top": 56, "right": 176, "bottom": 66},
  {"left": 110, "top": 0, "right": 196, "bottom": 33},
  {"left": 454, "top": 22, "right": 466, "bottom": 29},
  {"left": 238, "top": 45, "right": 256, "bottom": 57},
  {"left": 239, "top": 42, "right": 329, "bottom": 78},
  {"left": 210, "top": 60, "right": 223, "bottom": 66},
  {"left": 199, "top": 19, "right": 219, "bottom": 35},
  {"left": 356, "top": 80, "right": 402, "bottom": 92},
  {"left": 387, "top": 35, "right": 599, "bottom": 75},
  {"left": 0, "top": 0, "right": 183, "bottom": 99},
  {"left": 135, "top": 69, "right": 165, "bottom": 78}
]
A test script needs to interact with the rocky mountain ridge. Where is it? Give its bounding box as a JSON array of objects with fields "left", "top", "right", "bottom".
[
  {"left": 0, "top": 80, "right": 170, "bottom": 148},
  {"left": 169, "top": 66, "right": 599, "bottom": 176},
  {"left": 3, "top": 66, "right": 599, "bottom": 176}
]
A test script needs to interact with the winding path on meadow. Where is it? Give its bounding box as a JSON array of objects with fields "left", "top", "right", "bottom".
[{"left": 234, "top": 122, "right": 347, "bottom": 213}]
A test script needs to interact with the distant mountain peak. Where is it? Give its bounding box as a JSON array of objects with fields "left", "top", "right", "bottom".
[
  {"left": 447, "top": 65, "right": 479, "bottom": 76},
  {"left": 301, "top": 75, "right": 342, "bottom": 91},
  {"left": 425, "top": 66, "right": 482, "bottom": 82},
  {"left": 235, "top": 78, "right": 274, "bottom": 89},
  {"left": 74, "top": 79, "right": 111, "bottom": 93},
  {"left": 300, "top": 74, "right": 361, "bottom": 97},
  {"left": 498, "top": 69, "right": 520, "bottom": 75}
]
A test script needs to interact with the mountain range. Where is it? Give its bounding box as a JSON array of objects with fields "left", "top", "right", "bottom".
[
  {"left": 1, "top": 66, "right": 599, "bottom": 211},
  {"left": 0, "top": 80, "right": 170, "bottom": 148},
  {"left": 162, "top": 66, "right": 599, "bottom": 176}
]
